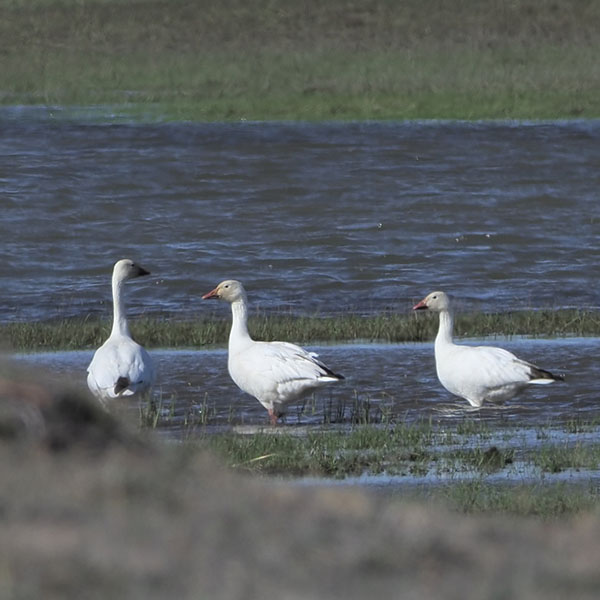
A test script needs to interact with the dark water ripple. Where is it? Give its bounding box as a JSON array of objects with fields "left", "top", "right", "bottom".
[
  {"left": 12, "top": 336, "right": 600, "bottom": 432},
  {"left": 1, "top": 109, "right": 599, "bottom": 322}
]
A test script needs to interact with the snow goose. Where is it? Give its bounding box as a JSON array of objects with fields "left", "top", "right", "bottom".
[
  {"left": 202, "top": 280, "right": 344, "bottom": 424},
  {"left": 87, "top": 259, "right": 155, "bottom": 404},
  {"left": 413, "top": 291, "right": 563, "bottom": 407}
]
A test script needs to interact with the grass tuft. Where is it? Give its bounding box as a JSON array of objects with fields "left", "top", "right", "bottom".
[
  {"left": 437, "top": 481, "right": 600, "bottom": 518},
  {"left": 533, "top": 443, "right": 600, "bottom": 474}
]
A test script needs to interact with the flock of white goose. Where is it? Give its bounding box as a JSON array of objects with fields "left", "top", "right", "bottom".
[{"left": 87, "top": 259, "right": 564, "bottom": 424}]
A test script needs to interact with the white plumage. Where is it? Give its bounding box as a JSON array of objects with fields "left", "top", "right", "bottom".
[
  {"left": 413, "top": 291, "right": 563, "bottom": 407},
  {"left": 87, "top": 259, "right": 155, "bottom": 404},
  {"left": 202, "top": 280, "right": 344, "bottom": 424}
]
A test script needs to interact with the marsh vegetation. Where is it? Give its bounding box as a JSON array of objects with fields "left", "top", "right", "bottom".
[
  {"left": 2, "top": 0, "right": 600, "bottom": 120},
  {"left": 135, "top": 392, "right": 600, "bottom": 519},
  {"left": 4, "top": 308, "right": 599, "bottom": 352},
  {"left": 199, "top": 420, "right": 600, "bottom": 493}
]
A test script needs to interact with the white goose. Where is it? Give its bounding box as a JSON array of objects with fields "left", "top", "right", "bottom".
[
  {"left": 202, "top": 280, "right": 344, "bottom": 424},
  {"left": 413, "top": 291, "right": 563, "bottom": 407},
  {"left": 87, "top": 259, "right": 155, "bottom": 404}
]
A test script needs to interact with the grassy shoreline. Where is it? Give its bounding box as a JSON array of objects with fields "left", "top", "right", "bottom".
[
  {"left": 2, "top": 0, "right": 600, "bottom": 121},
  {"left": 3, "top": 308, "right": 600, "bottom": 352}
]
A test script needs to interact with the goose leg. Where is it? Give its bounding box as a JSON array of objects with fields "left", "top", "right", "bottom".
[{"left": 268, "top": 408, "right": 279, "bottom": 426}]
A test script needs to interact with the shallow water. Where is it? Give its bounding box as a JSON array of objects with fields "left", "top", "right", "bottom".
[
  {"left": 293, "top": 464, "right": 600, "bottom": 490},
  {"left": 2, "top": 108, "right": 600, "bottom": 323},
  {"left": 5, "top": 108, "right": 600, "bottom": 488},
  {"left": 13, "top": 336, "right": 599, "bottom": 434}
]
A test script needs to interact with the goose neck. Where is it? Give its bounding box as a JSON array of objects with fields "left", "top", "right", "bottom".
[
  {"left": 229, "top": 298, "right": 252, "bottom": 345},
  {"left": 110, "top": 277, "right": 131, "bottom": 338},
  {"left": 435, "top": 309, "right": 454, "bottom": 347}
]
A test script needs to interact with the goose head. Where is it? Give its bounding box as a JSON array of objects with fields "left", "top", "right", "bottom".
[
  {"left": 112, "top": 259, "right": 151, "bottom": 283},
  {"left": 413, "top": 291, "right": 450, "bottom": 312},
  {"left": 202, "top": 279, "right": 246, "bottom": 303}
]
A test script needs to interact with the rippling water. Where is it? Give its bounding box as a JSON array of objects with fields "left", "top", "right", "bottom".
[
  {"left": 13, "top": 336, "right": 598, "bottom": 432},
  {"left": 2, "top": 107, "right": 599, "bottom": 322},
  {"left": 4, "top": 108, "right": 600, "bottom": 431}
]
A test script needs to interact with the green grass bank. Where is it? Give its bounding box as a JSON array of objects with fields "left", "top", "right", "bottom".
[
  {"left": 4, "top": 308, "right": 599, "bottom": 351},
  {"left": 1, "top": 0, "right": 599, "bottom": 120}
]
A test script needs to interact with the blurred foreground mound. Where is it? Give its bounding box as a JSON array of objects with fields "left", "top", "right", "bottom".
[
  {"left": 0, "top": 358, "right": 599, "bottom": 600},
  {"left": 0, "top": 357, "right": 133, "bottom": 451}
]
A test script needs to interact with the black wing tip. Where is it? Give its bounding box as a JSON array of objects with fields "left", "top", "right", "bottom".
[
  {"left": 530, "top": 366, "right": 565, "bottom": 382},
  {"left": 319, "top": 363, "right": 344, "bottom": 380},
  {"left": 328, "top": 368, "right": 345, "bottom": 381}
]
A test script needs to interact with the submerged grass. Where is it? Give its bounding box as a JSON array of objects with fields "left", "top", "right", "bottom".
[
  {"left": 198, "top": 421, "right": 600, "bottom": 476},
  {"left": 203, "top": 424, "right": 440, "bottom": 478},
  {"left": 3, "top": 308, "right": 600, "bottom": 352},
  {"left": 189, "top": 420, "right": 600, "bottom": 517},
  {"left": 190, "top": 423, "right": 600, "bottom": 517},
  {"left": 1, "top": 0, "right": 600, "bottom": 120}
]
